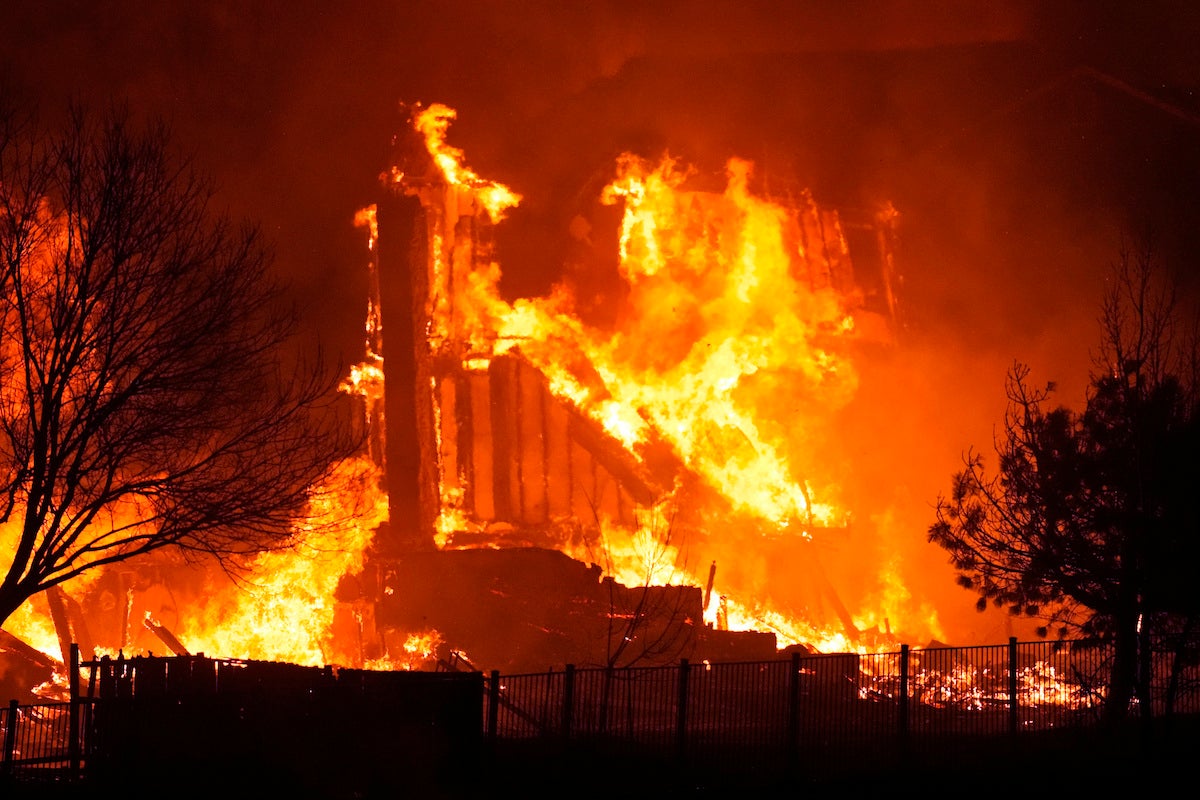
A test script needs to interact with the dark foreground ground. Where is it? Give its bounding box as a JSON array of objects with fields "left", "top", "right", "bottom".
[
  {"left": 483, "top": 717, "right": 1200, "bottom": 798},
  {"left": 6, "top": 716, "right": 1199, "bottom": 799}
]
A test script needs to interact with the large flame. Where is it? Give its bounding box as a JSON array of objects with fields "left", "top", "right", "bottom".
[
  {"left": 587, "top": 153, "right": 856, "bottom": 528},
  {"left": 170, "top": 457, "right": 388, "bottom": 666},
  {"left": 4, "top": 456, "right": 440, "bottom": 673},
  {"left": 403, "top": 102, "right": 522, "bottom": 223},
  {"left": 380, "top": 104, "right": 952, "bottom": 653}
]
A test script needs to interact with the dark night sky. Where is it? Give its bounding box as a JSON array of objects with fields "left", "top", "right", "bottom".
[{"left": 3, "top": 0, "right": 1200, "bottom": 642}]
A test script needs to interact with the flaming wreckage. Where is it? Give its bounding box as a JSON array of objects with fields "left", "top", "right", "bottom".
[{"left": 3, "top": 103, "right": 903, "bottom": 686}]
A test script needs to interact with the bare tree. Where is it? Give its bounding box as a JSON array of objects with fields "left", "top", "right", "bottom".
[
  {"left": 929, "top": 239, "right": 1200, "bottom": 721},
  {"left": 0, "top": 101, "right": 363, "bottom": 628}
]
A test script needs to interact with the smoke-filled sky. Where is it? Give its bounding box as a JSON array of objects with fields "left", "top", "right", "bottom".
[
  {"left": 4, "top": 1, "right": 1199, "bottom": 642},
  {"left": 4, "top": 1, "right": 1197, "bottom": 372}
]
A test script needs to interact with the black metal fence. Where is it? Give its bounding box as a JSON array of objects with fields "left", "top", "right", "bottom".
[
  {"left": 482, "top": 636, "right": 1200, "bottom": 778},
  {"left": 0, "top": 699, "right": 87, "bottom": 782},
  {"left": 3, "top": 636, "right": 1199, "bottom": 786}
]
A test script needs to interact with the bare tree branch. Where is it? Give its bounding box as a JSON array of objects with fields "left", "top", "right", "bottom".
[{"left": 0, "top": 100, "right": 364, "bottom": 626}]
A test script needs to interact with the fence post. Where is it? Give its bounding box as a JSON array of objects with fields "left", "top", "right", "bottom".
[
  {"left": 487, "top": 670, "right": 500, "bottom": 749},
  {"left": 676, "top": 659, "right": 690, "bottom": 760},
  {"left": 562, "top": 664, "right": 575, "bottom": 740},
  {"left": 898, "top": 644, "right": 910, "bottom": 752},
  {"left": 1138, "top": 623, "right": 1153, "bottom": 727},
  {"left": 3, "top": 699, "right": 17, "bottom": 776},
  {"left": 1008, "top": 637, "right": 1019, "bottom": 736},
  {"left": 69, "top": 642, "right": 81, "bottom": 778},
  {"left": 599, "top": 666, "right": 612, "bottom": 734},
  {"left": 788, "top": 651, "right": 801, "bottom": 754}
]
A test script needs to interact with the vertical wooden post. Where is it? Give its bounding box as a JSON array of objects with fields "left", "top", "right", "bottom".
[
  {"left": 375, "top": 192, "right": 438, "bottom": 552},
  {"left": 1008, "top": 636, "right": 1019, "bottom": 736},
  {"left": 3, "top": 699, "right": 18, "bottom": 776},
  {"left": 1138, "top": 624, "right": 1152, "bottom": 727},
  {"left": 788, "top": 651, "right": 801, "bottom": 756}
]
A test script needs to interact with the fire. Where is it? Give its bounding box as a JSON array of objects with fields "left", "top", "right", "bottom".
[
  {"left": 2, "top": 597, "right": 60, "bottom": 662},
  {"left": 588, "top": 153, "right": 857, "bottom": 528},
  {"left": 169, "top": 457, "right": 387, "bottom": 666},
  {"left": 403, "top": 102, "right": 521, "bottom": 222},
  {"left": 378, "top": 103, "right": 913, "bottom": 652},
  {"left": 2, "top": 100, "right": 937, "bottom": 685},
  {"left": 341, "top": 204, "right": 385, "bottom": 411},
  {"left": 0, "top": 101, "right": 1111, "bottom": 722},
  {"left": 560, "top": 500, "right": 688, "bottom": 590},
  {"left": 402, "top": 630, "right": 442, "bottom": 661},
  {"left": 434, "top": 151, "right": 863, "bottom": 533},
  {"left": 2, "top": 456, "right": 444, "bottom": 672}
]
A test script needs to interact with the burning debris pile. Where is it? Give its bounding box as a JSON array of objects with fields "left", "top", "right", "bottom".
[{"left": 4, "top": 99, "right": 941, "bottom": 686}]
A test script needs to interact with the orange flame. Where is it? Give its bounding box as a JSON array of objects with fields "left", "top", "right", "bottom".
[
  {"left": 171, "top": 457, "right": 388, "bottom": 666},
  {"left": 383, "top": 105, "right": 945, "bottom": 653},
  {"left": 410, "top": 103, "right": 521, "bottom": 222}
]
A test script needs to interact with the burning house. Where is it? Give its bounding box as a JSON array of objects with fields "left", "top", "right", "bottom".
[{"left": 341, "top": 102, "right": 905, "bottom": 673}]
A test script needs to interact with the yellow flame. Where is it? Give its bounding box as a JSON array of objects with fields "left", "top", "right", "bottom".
[
  {"left": 411, "top": 103, "right": 521, "bottom": 222},
  {"left": 390, "top": 106, "right": 939, "bottom": 654},
  {"left": 171, "top": 456, "right": 388, "bottom": 666}
]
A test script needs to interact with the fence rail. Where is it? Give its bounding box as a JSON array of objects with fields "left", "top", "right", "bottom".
[{"left": 3, "top": 636, "right": 1199, "bottom": 786}]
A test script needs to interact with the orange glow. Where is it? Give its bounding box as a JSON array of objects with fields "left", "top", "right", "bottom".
[{"left": 3, "top": 456, "right": 400, "bottom": 670}]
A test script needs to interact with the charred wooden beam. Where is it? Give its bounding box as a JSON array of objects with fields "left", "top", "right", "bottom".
[
  {"left": 0, "top": 628, "right": 60, "bottom": 674},
  {"left": 0, "top": 629, "right": 60, "bottom": 703},
  {"left": 488, "top": 356, "right": 516, "bottom": 521},
  {"left": 44, "top": 585, "right": 95, "bottom": 664},
  {"left": 142, "top": 615, "right": 191, "bottom": 657},
  {"left": 565, "top": 406, "right": 663, "bottom": 509},
  {"left": 375, "top": 191, "right": 438, "bottom": 553},
  {"left": 703, "top": 561, "right": 717, "bottom": 612}
]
